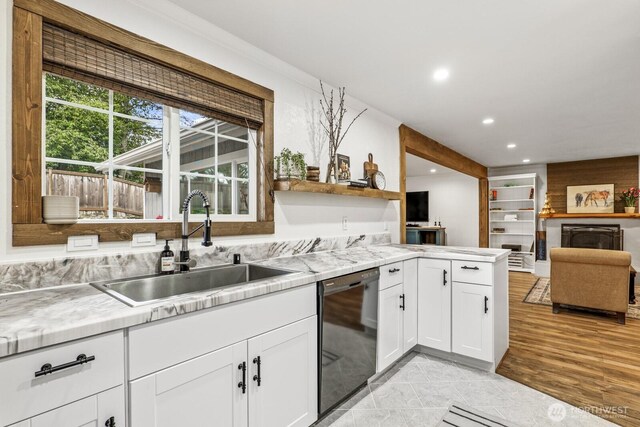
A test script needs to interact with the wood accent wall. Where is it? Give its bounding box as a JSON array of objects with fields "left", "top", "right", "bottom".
[
  {"left": 547, "top": 156, "right": 639, "bottom": 214},
  {"left": 399, "top": 125, "right": 489, "bottom": 247}
]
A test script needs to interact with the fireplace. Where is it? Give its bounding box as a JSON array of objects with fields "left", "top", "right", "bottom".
[{"left": 561, "top": 224, "right": 623, "bottom": 250}]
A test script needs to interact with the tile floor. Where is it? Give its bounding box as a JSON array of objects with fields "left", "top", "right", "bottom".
[{"left": 316, "top": 352, "right": 615, "bottom": 427}]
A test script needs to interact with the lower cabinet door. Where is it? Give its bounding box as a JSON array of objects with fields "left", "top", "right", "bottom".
[
  {"left": 130, "top": 341, "right": 248, "bottom": 427},
  {"left": 247, "top": 316, "right": 317, "bottom": 427},
  {"left": 452, "top": 282, "right": 493, "bottom": 362},
  {"left": 403, "top": 259, "right": 418, "bottom": 353},
  {"left": 377, "top": 284, "right": 404, "bottom": 372},
  {"left": 12, "top": 385, "right": 124, "bottom": 427},
  {"left": 417, "top": 259, "right": 452, "bottom": 352}
]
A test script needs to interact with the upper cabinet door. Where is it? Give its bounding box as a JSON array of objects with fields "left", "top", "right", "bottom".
[
  {"left": 417, "top": 259, "right": 452, "bottom": 352},
  {"left": 130, "top": 341, "right": 248, "bottom": 427},
  {"left": 28, "top": 386, "right": 123, "bottom": 427},
  {"left": 402, "top": 259, "right": 418, "bottom": 353},
  {"left": 248, "top": 316, "right": 317, "bottom": 427},
  {"left": 377, "top": 284, "right": 404, "bottom": 372},
  {"left": 452, "top": 282, "right": 493, "bottom": 362}
]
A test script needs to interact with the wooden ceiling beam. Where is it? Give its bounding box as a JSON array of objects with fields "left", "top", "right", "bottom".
[{"left": 399, "top": 124, "right": 487, "bottom": 179}]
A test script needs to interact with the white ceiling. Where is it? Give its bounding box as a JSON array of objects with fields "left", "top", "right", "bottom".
[
  {"left": 406, "top": 154, "right": 459, "bottom": 177},
  {"left": 168, "top": 0, "right": 640, "bottom": 167}
]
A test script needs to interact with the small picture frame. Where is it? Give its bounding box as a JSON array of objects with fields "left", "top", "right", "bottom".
[{"left": 337, "top": 154, "right": 351, "bottom": 183}]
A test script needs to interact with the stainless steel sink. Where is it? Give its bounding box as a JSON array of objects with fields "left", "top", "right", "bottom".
[{"left": 91, "top": 263, "right": 299, "bottom": 307}]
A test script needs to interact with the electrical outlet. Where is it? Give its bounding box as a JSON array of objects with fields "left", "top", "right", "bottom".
[
  {"left": 67, "top": 235, "right": 99, "bottom": 252},
  {"left": 132, "top": 233, "right": 157, "bottom": 247},
  {"left": 342, "top": 216, "right": 348, "bottom": 231}
]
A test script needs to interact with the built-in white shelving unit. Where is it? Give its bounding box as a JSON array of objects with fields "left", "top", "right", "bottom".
[{"left": 488, "top": 173, "right": 537, "bottom": 273}]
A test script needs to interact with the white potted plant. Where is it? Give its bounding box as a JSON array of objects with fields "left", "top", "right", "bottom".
[
  {"left": 620, "top": 187, "right": 639, "bottom": 213},
  {"left": 274, "top": 148, "right": 307, "bottom": 181}
]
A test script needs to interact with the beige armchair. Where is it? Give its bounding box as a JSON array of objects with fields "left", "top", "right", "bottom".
[{"left": 550, "top": 247, "right": 631, "bottom": 324}]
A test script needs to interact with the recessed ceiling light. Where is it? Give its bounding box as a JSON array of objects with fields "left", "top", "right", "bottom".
[
  {"left": 433, "top": 68, "right": 449, "bottom": 82},
  {"left": 482, "top": 118, "right": 495, "bottom": 125},
  {"left": 522, "top": 159, "right": 531, "bottom": 163},
  {"left": 507, "top": 143, "right": 517, "bottom": 149},
  {"left": 430, "top": 169, "right": 437, "bottom": 173}
]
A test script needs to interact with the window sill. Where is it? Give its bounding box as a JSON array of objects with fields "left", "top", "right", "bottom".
[{"left": 12, "top": 221, "right": 274, "bottom": 246}]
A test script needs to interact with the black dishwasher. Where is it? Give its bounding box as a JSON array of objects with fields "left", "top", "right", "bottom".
[{"left": 317, "top": 268, "right": 379, "bottom": 417}]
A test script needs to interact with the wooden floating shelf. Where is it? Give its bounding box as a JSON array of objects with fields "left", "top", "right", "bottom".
[
  {"left": 539, "top": 213, "right": 640, "bottom": 219},
  {"left": 273, "top": 180, "right": 401, "bottom": 200}
]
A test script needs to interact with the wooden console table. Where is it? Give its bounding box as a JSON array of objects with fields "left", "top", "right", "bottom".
[{"left": 406, "top": 226, "right": 446, "bottom": 246}]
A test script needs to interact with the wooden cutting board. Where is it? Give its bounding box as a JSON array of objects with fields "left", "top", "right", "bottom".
[{"left": 363, "top": 153, "right": 378, "bottom": 178}]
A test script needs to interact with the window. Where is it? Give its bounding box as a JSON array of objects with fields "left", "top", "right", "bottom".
[
  {"left": 178, "top": 111, "right": 255, "bottom": 218},
  {"left": 12, "top": 4, "right": 274, "bottom": 246},
  {"left": 43, "top": 74, "right": 256, "bottom": 221}
]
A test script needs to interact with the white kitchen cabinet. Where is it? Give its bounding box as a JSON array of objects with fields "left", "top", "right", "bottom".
[
  {"left": 130, "top": 316, "right": 317, "bottom": 427},
  {"left": 416, "top": 256, "right": 509, "bottom": 370},
  {"left": 248, "top": 316, "right": 317, "bottom": 427},
  {"left": 402, "top": 259, "right": 418, "bottom": 353},
  {"left": 452, "top": 282, "right": 493, "bottom": 362},
  {"left": 130, "top": 341, "right": 248, "bottom": 427},
  {"left": 417, "top": 259, "right": 452, "bottom": 352},
  {"left": 0, "top": 331, "right": 124, "bottom": 427},
  {"left": 9, "top": 386, "right": 124, "bottom": 427},
  {"left": 377, "top": 283, "right": 404, "bottom": 372},
  {"left": 377, "top": 260, "right": 420, "bottom": 372}
]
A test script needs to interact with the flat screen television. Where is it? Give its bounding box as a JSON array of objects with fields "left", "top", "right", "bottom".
[{"left": 406, "top": 191, "right": 429, "bottom": 222}]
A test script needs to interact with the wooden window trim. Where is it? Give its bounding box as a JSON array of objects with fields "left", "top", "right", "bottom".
[
  {"left": 12, "top": 1, "right": 275, "bottom": 246},
  {"left": 398, "top": 124, "right": 489, "bottom": 247}
]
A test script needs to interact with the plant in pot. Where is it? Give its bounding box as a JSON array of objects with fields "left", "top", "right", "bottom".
[
  {"left": 274, "top": 148, "right": 307, "bottom": 181},
  {"left": 620, "top": 187, "right": 639, "bottom": 213}
]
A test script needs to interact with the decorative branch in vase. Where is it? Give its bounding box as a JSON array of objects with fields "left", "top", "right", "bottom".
[
  {"left": 318, "top": 80, "right": 367, "bottom": 183},
  {"left": 305, "top": 99, "right": 327, "bottom": 169}
]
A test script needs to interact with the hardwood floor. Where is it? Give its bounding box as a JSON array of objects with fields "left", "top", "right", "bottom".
[{"left": 497, "top": 272, "right": 640, "bottom": 426}]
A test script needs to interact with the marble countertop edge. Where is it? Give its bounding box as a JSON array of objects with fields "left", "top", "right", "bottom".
[{"left": 0, "top": 244, "right": 510, "bottom": 358}]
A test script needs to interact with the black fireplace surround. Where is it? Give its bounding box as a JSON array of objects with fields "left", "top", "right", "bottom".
[{"left": 561, "top": 224, "right": 623, "bottom": 251}]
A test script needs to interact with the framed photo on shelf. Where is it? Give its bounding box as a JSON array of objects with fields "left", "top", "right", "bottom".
[
  {"left": 337, "top": 154, "right": 351, "bottom": 183},
  {"left": 566, "top": 184, "right": 614, "bottom": 213}
]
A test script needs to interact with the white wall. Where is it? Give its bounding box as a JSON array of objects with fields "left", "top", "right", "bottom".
[
  {"left": 0, "top": 0, "right": 401, "bottom": 262},
  {"left": 406, "top": 173, "right": 479, "bottom": 247}
]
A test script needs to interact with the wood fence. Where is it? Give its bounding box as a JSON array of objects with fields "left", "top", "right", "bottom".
[{"left": 46, "top": 169, "right": 144, "bottom": 218}]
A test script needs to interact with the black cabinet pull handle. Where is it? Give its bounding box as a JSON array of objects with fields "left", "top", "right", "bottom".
[
  {"left": 105, "top": 416, "right": 116, "bottom": 427},
  {"left": 461, "top": 266, "right": 480, "bottom": 270},
  {"left": 399, "top": 294, "right": 405, "bottom": 311},
  {"left": 253, "top": 356, "right": 262, "bottom": 386},
  {"left": 484, "top": 296, "right": 489, "bottom": 313},
  {"left": 35, "top": 354, "right": 95, "bottom": 377},
  {"left": 238, "top": 361, "right": 247, "bottom": 394},
  {"left": 389, "top": 268, "right": 400, "bottom": 273},
  {"left": 443, "top": 270, "right": 448, "bottom": 286}
]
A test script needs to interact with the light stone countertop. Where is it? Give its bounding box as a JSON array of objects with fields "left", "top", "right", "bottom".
[{"left": 0, "top": 244, "right": 509, "bottom": 358}]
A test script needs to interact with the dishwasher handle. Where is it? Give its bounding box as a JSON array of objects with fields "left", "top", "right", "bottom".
[
  {"left": 323, "top": 280, "right": 365, "bottom": 295},
  {"left": 321, "top": 269, "right": 380, "bottom": 295}
]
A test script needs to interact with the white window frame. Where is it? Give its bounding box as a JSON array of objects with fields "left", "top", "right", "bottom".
[
  {"left": 175, "top": 110, "right": 256, "bottom": 222},
  {"left": 41, "top": 73, "right": 257, "bottom": 223}
]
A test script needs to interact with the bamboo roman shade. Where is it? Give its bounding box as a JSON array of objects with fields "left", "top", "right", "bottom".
[{"left": 42, "top": 23, "right": 264, "bottom": 128}]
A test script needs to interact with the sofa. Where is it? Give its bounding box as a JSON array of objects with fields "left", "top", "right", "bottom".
[{"left": 550, "top": 247, "right": 631, "bottom": 324}]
